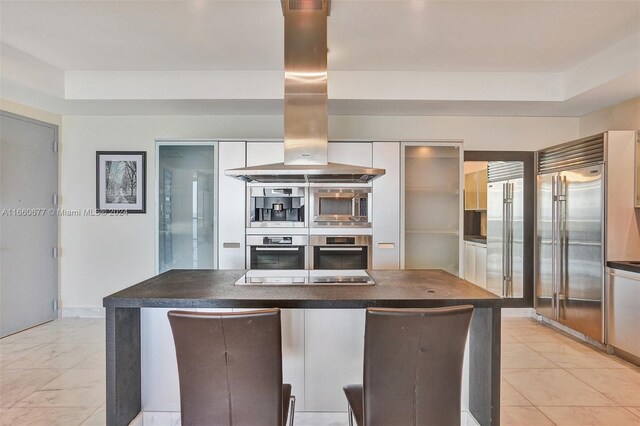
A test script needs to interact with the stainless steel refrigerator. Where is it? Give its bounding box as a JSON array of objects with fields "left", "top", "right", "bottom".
[
  {"left": 486, "top": 162, "right": 524, "bottom": 298},
  {"left": 536, "top": 136, "right": 605, "bottom": 342}
]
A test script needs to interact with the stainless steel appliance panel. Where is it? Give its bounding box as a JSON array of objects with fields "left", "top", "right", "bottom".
[
  {"left": 512, "top": 178, "right": 524, "bottom": 298},
  {"left": 559, "top": 166, "right": 604, "bottom": 341},
  {"left": 486, "top": 182, "right": 504, "bottom": 296},
  {"left": 536, "top": 173, "right": 555, "bottom": 319},
  {"left": 486, "top": 178, "right": 524, "bottom": 298}
]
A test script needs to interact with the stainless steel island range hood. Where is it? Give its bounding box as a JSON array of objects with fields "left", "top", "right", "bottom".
[{"left": 225, "top": 0, "right": 385, "bottom": 184}]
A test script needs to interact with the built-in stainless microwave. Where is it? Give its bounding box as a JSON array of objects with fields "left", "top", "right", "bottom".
[
  {"left": 247, "top": 186, "right": 306, "bottom": 228},
  {"left": 310, "top": 187, "right": 371, "bottom": 227},
  {"left": 246, "top": 235, "right": 308, "bottom": 269},
  {"left": 310, "top": 235, "right": 371, "bottom": 270}
]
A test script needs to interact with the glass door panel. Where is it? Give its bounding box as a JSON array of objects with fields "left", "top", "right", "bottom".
[{"left": 158, "top": 144, "right": 216, "bottom": 273}]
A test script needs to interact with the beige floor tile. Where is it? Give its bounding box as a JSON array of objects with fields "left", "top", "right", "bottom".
[
  {"left": 0, "top": 368, "right": 63, "bottom": 407},
  {"left": 54, "top": 327, "right": 105, "bottom": 345},
  {"left": 526, "top": 342, "right": 627, "bottom": 369},
  {"left": 502, "top": 343, "right": 559, "bottom": 369},
  {"left": 503, "top": 369, "right": 617, "bottom": 407},
  {"left": 15, "top": 368, "right": 105, "bottom": 408},
  {"left": 0, "top": 406, "right": 95, "bottom": 426},
  {"left": 0, "top": 343, "right": 47, "bottom": 367},
  {"left": 81, "top": 404, "right": 105, "bottom": 426},
  {"left": 0, "top": 326, "right": 65, "bottom": 346},
  {"left": 625, "top": 407, "right": 640, "bottom": 418},
  {"left": 502, "top": 379, "right": 532, "bottom": 407},
  {"left": 568, "top": 369, "right": 640, "bottom": 406},
  {"left": 500, "top": 407, "right": 555, "bottom": 426},
  {"left": 508, "top": 326, "right": 575, "bottom": 344},
  {"left": 502, "top": 333, "right": 520, "bottom": 343},
  {"left": 538, "top": 406, "right": 640, "bottom": 426},
  {"left": 75, "top": 351, "right": 105, "bottom": 370},
  {"left": 5, "top": 343, "right": 98, "bottom": 369}
]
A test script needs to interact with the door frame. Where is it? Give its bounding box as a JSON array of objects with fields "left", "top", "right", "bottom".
[
  {"left": 0, "top": 110, "right": 59, "bottom": 323},
  {"left": 154, "top": 140, "right": 219, "bottom": 274},
  {"left": 464, "top": 151, "right": 535, "bottom": 308}
]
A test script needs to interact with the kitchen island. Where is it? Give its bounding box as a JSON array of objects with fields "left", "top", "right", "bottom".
[{"left": 104, "top": 269, "right": 504, "bottom": 426}]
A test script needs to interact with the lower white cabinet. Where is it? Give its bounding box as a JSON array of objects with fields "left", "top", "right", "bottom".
[
  {"left": 608, "top": 268, "right": 640, "bottom": 359},
  {"left": 463, "top": 241, "right": 487, "bottom": 289},
  {"left": 140, "top": 308, "right": 306, "bottom": 412},
  {"left": 304, "top": 309, "right": 365, "bottom": 411},
  {"left": 464, "top": 242, "right": 476, "bottom": 282}
]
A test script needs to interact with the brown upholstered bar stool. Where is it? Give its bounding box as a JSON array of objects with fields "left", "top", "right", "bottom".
[
  {"left": 167, "top": 308, "right": 295, "bottom": 426},
  {"left": 343, "top": 305, "right": 474, "bottom": 426}
]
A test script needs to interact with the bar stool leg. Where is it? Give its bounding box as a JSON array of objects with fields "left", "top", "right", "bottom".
[
  {"left": 347, "top": 404, "right": 354, "bottom": 426},
  {"left": 289, "top": 395, "right": 296, "bottom": 426}
]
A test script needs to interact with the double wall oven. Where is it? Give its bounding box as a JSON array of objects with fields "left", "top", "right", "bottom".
[{"left": 246, "top": 184, "right": 373, "bottom": 270}]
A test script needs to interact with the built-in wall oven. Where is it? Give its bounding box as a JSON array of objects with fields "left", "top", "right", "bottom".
[
  {"left": 247, "top": 235, "right": 308, "bottom": 270},
  {"left": 310, "top": 235, "right": 372, "bottom": 270},
  {"left": 310, "top": 187, "right": 371, "bottom": 227},
  {"left": 247, "top": 186, "right": 306, "bottom": 228}
]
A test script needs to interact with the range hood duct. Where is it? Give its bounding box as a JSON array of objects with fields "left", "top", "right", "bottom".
[{"left": 226, "top": 0, "right": 385, "bottom": 184}]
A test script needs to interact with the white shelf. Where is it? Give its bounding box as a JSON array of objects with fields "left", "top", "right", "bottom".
[
  {"left": 405, "top": 186, "right": 459, "bottom": 195},
  {"left": 405, "top": 229, "right": 459, "bottom": 236}
]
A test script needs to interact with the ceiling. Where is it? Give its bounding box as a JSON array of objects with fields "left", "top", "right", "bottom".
[{"left": 1, "top": 0, "right": 639, "bottom": 116}]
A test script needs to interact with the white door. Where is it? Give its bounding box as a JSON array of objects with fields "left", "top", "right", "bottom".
[{"left": 0, "top": 112, "right": 57, "bottom": 337}]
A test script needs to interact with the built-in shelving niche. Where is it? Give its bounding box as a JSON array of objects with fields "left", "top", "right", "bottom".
[{"left": 402, "top": 144, "right": 462, "bottom": 275}]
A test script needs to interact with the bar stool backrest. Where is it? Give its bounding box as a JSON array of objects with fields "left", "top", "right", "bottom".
[
  {"left": 168, "top": 309, "right": 283, "bottom": 426},
  {"left": 363, "top": 305, "right": 474, "bottom": 426}
]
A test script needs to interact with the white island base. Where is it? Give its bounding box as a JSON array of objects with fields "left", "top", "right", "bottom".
[{"left": 140, "top": 308, "right": 474, "bottom": 425}]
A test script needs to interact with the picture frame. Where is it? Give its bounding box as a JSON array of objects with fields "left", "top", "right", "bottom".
[{"left": 96, "top": 151, "right": 146, "bottom": 213}]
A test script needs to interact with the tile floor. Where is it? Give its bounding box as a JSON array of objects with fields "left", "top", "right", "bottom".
[{"left": 1, "top": 317, "right": 639, "bottom": 425}]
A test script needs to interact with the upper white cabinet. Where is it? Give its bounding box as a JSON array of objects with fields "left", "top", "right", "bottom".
[
  {"left": 328, "top": 141, "right": 372, "bottom": 167},
  {"left": 247, "top": 141, "right": 284, "bottom": 166},
  {"left": 464, "top": 169, "right": 487, "bottom": 211},
  {"left": 372, "top": 142, "right": 400, "bottom": 269},
  {"left": 401, "top": 143, "right": 462, "bottom": 275},
  {"left": 218, "top": 142, "right": 246, "bottom": 269}
]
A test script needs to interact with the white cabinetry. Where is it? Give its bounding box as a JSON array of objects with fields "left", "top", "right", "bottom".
[
  {"left": 218, "top": 142, "right": 246, "bottom": 269},
  {"left": 304, "top": 309, "right": 365, "bottom": 411},
  {"left": 608, "top": 268, "right": 640, "bottom": 360},
  {"left": 464, "top": 242, "right": 476, "bottom": 282},
  {"left": 401, "top": 143, "right": 463, "bottom": 275},
  {"left": 463, "top": 241, "right": 487, "bottom": 288},
  {"left": 246, "top": 141, "right": 284, "bottom": 166},
  {"left": 372, "top": 142, "right": 400, "bottom": 269},
  {"left": 328, "top": 141, "right": 372, "bottom": 166}
]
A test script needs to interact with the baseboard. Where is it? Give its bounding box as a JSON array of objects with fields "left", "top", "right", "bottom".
[
  {"left": 141, "top": 411, "right": 477, "bottom": 425},
  {"left": 501, "top": 308, "right": 535, "bottom": 318},
  {"left": 58, "top": 307, "right": 105, "bottom": 319},
  {"left": 536, "top": 315, "right": 607, "bottom": 350}
]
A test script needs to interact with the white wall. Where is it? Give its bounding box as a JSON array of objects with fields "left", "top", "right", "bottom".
[
  {"left": 579, "top": 96, "right": 640, "bottom": 136},
  {"left": 59, "top": 114, "right": 578, "bottom": 308}
]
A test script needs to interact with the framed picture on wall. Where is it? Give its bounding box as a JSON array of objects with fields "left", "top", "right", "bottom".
[{"left": 96, "top": 151, "right": 146, "bottom": 213}]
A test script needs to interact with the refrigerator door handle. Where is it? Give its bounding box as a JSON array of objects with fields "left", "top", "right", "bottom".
[
  {"left": 502, "top": 183, "right": 507, "bottom": 296},
  {"left": 558, "top": 175, "right": 568, "bottom": 319},
  {"left": 510, "top": 182, "right": 515, "bottom": 296}
]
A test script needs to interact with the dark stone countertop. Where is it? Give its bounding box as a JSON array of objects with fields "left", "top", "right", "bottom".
[
  {"left": 608, "top": 261, "right": 640, "bottom": 274},
  {"left": 464, "top": 235, "right": 487, "bottom": 244},
  {"left": 103, "top": 269, "right": 503, "bottom": 309}
]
